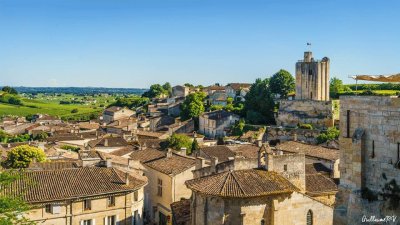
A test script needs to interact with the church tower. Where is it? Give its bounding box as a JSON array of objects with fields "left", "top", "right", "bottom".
[{"left": 295, "top": 51, "right": 330, "bottom": 101}]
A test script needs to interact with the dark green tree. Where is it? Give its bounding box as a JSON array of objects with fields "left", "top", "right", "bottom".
[
  {"left": 330, "top": 77, "right": 351, "bottom": 98},
  {"left": 244, "top": 78, "right": 276, "bottom": 124},
  {"left": 1, "top": 86, "right": 18, "bottom": 95},
  {"left": 191, "top": 138, "right": 200, "bottom": 153},
  {"left": 180, "top": 92, "right": 206, "bottom": 121},
  {"left": 142, "top": 84, "right": 167, "bottom": 98},
  {"left": 269, "top": 69, "right": 295, "bottom": 99},
  {"left": 162, "top": 82, "right": 172, "bottom": 96},
  {"left": 167, "top": 133, "right": 193, "bottom": 154}
]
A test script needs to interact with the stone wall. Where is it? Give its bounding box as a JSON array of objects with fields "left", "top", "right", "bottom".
[
  {"left": 265, "top": 126, "right": 322, "bottom": 144},
  {"left": 335, "top": 96, "right": 400, "bottom": 225},
  {"left": 268, "top": 153, "right": 306, "bottom": 191},
  {"left": 276, "top": 100, "right": 334, "bottom": 129}
]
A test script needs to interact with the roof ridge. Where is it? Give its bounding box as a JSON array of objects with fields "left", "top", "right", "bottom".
[
  {"left": 218, "top": 172, "right": 231, "bottom": 195},
  {"left": 230, "top": 171, "right": 246, "bottom": 196}
]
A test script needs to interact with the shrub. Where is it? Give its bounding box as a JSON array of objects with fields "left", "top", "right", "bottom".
[
  {"left": 71, "top": 108, "right": 79, "bottom": 113},
  {"left": 316, "top": 127, "right": 340, "bottom": 144},
  {"left": 60, "top": 145, "right": 80, "bottom": 152},
  {"left": 298, "top": 123, "right": 313, "bottom": 130},
  {"left": 4, "top": 145, "right": 47, "bottom": 168}
]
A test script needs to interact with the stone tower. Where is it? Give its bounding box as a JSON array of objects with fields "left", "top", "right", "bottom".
[{"left": 295, "top": 52, "right": 330, "bottom": 101}]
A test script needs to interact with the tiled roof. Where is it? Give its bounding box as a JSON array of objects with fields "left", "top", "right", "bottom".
[
  {"left": 227, "top": 145, "right": 259, "bottom": 159},
  {"left": 186, "top": 169, "right": 298, "bottom": 198},
  {"left": 145, "top": 153, "right": 195, "bottom": 176},
  {"left": 305, "top": 173, "right": 338, "bottom": 195},
  {"left": 46, "top": 134, "right": 84, "bottom": 142},
  {"left": 111, "top": 146, "right": 135, "bottom": 157},
  {"left": 200, "top": 146, "right": 236, "bottom": 162},
  {"left": 305, "top": 163, "right": 332, "bottom": 175},
  {"left": 130, "top": 148, "right": 165, "bottom": 163},
  {"left": 2, "top": 167, "right": 147, "bottom": 203},
  {"left": 202, "top": 110, "right": 238, "bottom": 120},
  {"left": 79, "top": 150, "right": 101, "bottom": 159},
  {"left": 104, "top": 106, "right": 122, "bottom": 113},
  {"left": 227, "top": 83, "right": 252, "bottom": 91},
  {"left": 28, "top": 160, "right": 80, "bottom": 170},
  {"left": 171, "top": 199, "right": 191, "bottom": 225},
  {"left": 137, "top": 139, "right": 166, "bottom": 149},
  {"left": 88, "top": 136, "right": 128, "bottom": 148},
  {"left": 136, "top": 131, "right": 167, "bottom": 139},
  {"left": 276, "top": 141, "right": 339, "bottom": 161}
]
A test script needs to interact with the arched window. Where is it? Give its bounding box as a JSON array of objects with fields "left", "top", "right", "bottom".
[
  {"left": 261, "top": 219, "right": 265, "bottom": 225},
  {"left": 307, "top": 210, "right": 313, "bottom": 225}
]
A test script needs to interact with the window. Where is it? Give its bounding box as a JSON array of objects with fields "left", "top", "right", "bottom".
[
  {"left": 261, "top": 219, "right": 265, "bottom": 225},
  {"left": 83, "top": 200, "right": 91, "bottom": 211},
  {"left": 107, "top": 196, "right": 115, "bottom": 207},
  {"left": 45, "top": 204, "right": 51, "bottom": 213},
  {"left": 133, "top": 191, "right": 138, "bottom": 202},
  {"left": 107, "top": 215, "right": 116, "bottom": 225},
  {"left": 157, "top": 179, "right": 163, "bottom": 197},
  {"left": 82, "top": 219, "right": 92, "bottom": 225},
  {"left": 284, "top": 164, "right": 287, "bottom": 171},
  {"left": 346, "top": 110, "right": 351, "bottom": 138},
  {"left": 307, "top": 210, "right": 313, "bottom": 225}
]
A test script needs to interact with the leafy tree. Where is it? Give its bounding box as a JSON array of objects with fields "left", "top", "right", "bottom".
[
  {"left": 316, "top": 127, "right": 340, "bottom": 144},
  {"left": 184, "top": 83, "right": 194, "bottom": 88},
  {"left": 0, "top": 170, "right": 33, "bottom": 225},
  {"left": 244, "top": 78, "right": 275, "bottom": 124},
  {"left": 0, "top": 130, "right": 11, "bottom": 143},
  {"left": 111, "top": 96, "right": 149, "bottom": 109},
  {"left": 269, "top": 69, "right": 295, "bottom": 99},
  {"left": 71, "top": 108, "right": 79, "bottom": 113},
  {"left": 1, "top": 86, "right": 18, "bottom": 95},
  {"left": 34, "top": 132, "right": 48, "bottom": 141},
  {"left": 231, "top": 119, "right": 245, "bottom": 136},
  {"left": 191, "top": 138, "right": 200, "bottom": 153},
  {"left": 167, "top": 133, "right": 193, "bottom": 154},
  {"left": 4, "top": 145, "right": 47, "bottom": 168},
  {"left": 162, "top": 82, "right": 172, "bottom": 96},
  {"left": 180, "top": 92, "right": 206, "bottom": 121},
  {"left": 330, "top": 77, "right": 348, "bottom": 98},
  {"left": 142, "top": 84, "right": 167, "bottom": 98}
]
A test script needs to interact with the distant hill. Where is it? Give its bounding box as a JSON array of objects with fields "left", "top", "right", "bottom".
[{"left": 8, "top": 87, "right": 147, "bottom": 95}]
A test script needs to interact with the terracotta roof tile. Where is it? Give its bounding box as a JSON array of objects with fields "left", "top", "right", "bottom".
[
  {"left": 171, "top": 199, "right": 191, "bottom": 225},
  {"left": 227, "top": 145, "right": 259, "bottom": 159},
  {"left": 277, "top": 141, "right": 339, "bottom": 161},
  {"left": 186, "top": 169, "right": 298, "bottom": 198},
  {"left": 2, "top": 167, "right": 146, "bottom": 203},
  {"left": 144, "top": 153, "right": 195, "bottom": 175},
  {"left": 200, "top": 146, "right": 236, "bottom": 162},
  {"left": 305, "top": 173, "right": 338, "bottom": 195},
  {"left": 130, "top": 148, "right": 165, "bottom": 163}
]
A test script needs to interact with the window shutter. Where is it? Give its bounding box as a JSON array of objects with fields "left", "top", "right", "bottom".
[
  {"left": 80, "top": 221, "right": 84, "bottom": 225},
  {"left": 92, "top": 219, "right": 96, "bottom": 225},
  {"left": 104, "top": 217, "right": 108, "bottom": 225},
  {"left": 116, "top": 215, "right": 119, "bottom": 225}
]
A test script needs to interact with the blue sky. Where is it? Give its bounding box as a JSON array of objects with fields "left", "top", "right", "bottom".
[{"left": 1, "top": 0, "right": 399, "bottom": 88}]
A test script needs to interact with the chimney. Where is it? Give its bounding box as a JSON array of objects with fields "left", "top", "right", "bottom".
[
  {"left": 7, "top": 143, "right": 11, "bottom": 148},
  {"left": 166, "top": 149, "right": 173, "bottom": 158},
  {"left": 211, "top": 157, "right": 219, "bottom": 173},
  {"left": 195, "top": 157, "right": 206, "bottom": 170},
  {"left": 257, "top": 140, "right": 262, "bottom": 147},
  {"left": 293, "top": 133, "right": 297, "bottom": 142},
  {"left": 125, "top": 172, "right": 130, "bottom": 185},
  {"left": 140, "top": 143, "right": 147, "bottom": 150},
  {"left": 106, "top": 157, "right": 112, "bottom": 168},
  {"left": 180, "top": 147, "right": 187, "bottom": 156},
  {"left": 104, "top": 138, "right": 109, "bottom": 147}
]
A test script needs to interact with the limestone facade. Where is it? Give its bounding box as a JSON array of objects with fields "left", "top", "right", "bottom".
[
  {"left": 276, "top": 100, "right": 334, "bottom": 129},
  {"left": 335, "top": 96, "right": 400, "bottom": 224},
  {"left": 27, "top": 189, "right": 145, "bottom": 225},
  {"left": 295, "top": 51, "right": 330, "bottom": 101}
]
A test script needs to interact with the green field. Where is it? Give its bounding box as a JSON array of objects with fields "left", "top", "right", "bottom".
[{"left": 0, "top": 93, "right": 117, "bottom": 120}]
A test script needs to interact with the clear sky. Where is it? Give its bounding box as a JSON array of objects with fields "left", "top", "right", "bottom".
[{"left": 1, "top": 0, "right": 399, "bottom": 88}]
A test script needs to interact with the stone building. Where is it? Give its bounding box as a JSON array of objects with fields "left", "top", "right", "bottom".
[
  {"left": 295, "top": 51, "right": 330, "bottom": 101},
  {"left": 143, "top": 150, "right": 196, "bottom": 225},
  {"left": 172, "top": 85, "right": 189, "bottom": 98},
  {"left": 102, "top": 106, "right": 136, "bottom": 124},
  {"left": 276, "top": 51, "right": 334, "bottom": 130},
  {"left": 198, "top": 110, "right": 240, "bottom": 138},
  {"left": 334, "top": 96, "right": 400, "bottom": 224},
  {"left": 5, "top": 167, "right": 147, "bottom": 225},
  {"left": 186, "top": 169, "right": 334, "bottom": 225}
]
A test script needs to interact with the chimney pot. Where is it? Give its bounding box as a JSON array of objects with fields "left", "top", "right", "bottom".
[
  {"left": 104, "top": 138, "right": 109, "bottom": 147},
  {"left": 166, "top": 149, "right": 173, "bottom": 158},
  {"left": 106, "top": 157, "right": 112, "bottom": 168},
  {"left": 125, "top": 172, "right": 129, "bottom": 185}
]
